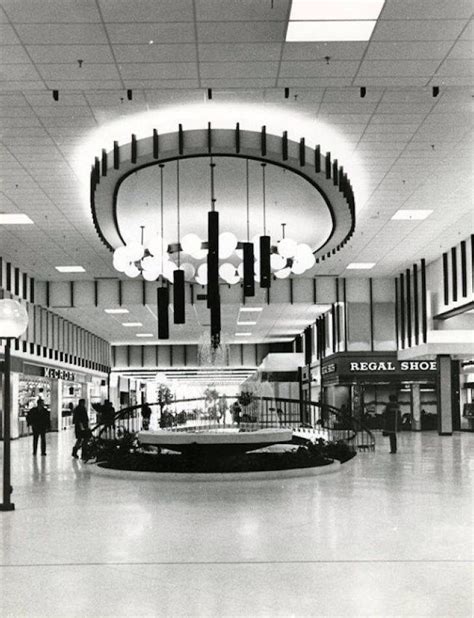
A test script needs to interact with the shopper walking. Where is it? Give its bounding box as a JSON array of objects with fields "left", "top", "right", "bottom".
[
  {"left": 27, "top": 397, "right": 49, "bottom": 456},
  {"left": 72, "top": 399, "right": 89, "bottom": 458},
  {"left": 383, "top": 394, "right": 400, "bottom": 454}
]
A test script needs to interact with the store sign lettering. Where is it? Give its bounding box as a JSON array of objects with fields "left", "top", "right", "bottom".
[
  {"left": 349, "top": 360, "right": 436, "bottom": 372},
  {"left": 43, "top": 368, "right": 76, "bottom": 381},
  {"left": 322, "top": 363, "right": 337, "bottom": 375}
]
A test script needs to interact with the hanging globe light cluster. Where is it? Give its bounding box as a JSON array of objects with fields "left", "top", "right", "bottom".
[{"left": 112, "top": 231, "right": 315, "bottom": 284}]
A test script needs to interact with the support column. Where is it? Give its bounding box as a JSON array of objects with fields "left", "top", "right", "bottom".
[
  {"left": 50, "top": 379, "right": 62, "bottom": 432},
  {"left": 437, "top": 355, "right": 453, "bottom": 435},
  {"left": 412, "top": 383, "right": 421, "bottom": 431}
]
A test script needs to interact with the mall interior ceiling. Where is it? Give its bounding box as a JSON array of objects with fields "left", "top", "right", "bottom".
[{"left": 0, "top": 0, "right": 472, "bottom": 350}]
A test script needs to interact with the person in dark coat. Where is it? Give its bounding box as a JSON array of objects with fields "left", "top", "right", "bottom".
[
  {"left": 101, "top": 400, "right": 116, "bottom": 427},
  {"left": 383, "top": 394, "right": 400, "bottom": 454},
  {"left": 72, "top": 399, "right": 89, "bottom": 458},
  {"left": 141, "top": 402, "right": 152, "bottom": 430},
  {"left": 27, "top": 397, "right": 49, "bottom": 456}
]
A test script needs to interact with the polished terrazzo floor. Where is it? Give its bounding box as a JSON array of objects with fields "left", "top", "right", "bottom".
[{"left": 0, "top": 430, "right": 472, "bottom": 617}]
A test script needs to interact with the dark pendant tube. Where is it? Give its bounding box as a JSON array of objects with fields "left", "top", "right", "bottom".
[
  {"left": 173, "top": 269, "right": 185, "bottom": 324},
  {"left": 157, "top": 286, "right": 169, "bottom": 339},
  {"left": 243, "top": 242, "right": 255, "bottom": 297},
  {"left": 207, "top": 210, "right": 219, "bottom": 308},
  {"left": 259, "top": 235, "right": 271, "bottom": 289},
  {"left": 210, "top": 296, "right": 221, "bottom": 340}
]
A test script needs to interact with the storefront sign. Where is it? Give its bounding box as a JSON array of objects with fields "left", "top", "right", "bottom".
[
  {"left": 322, "top": 363, "right": 337, "bottom": 375},
  {"left": 349, "top": 360, "right": 437, "bottom": 372},
  {"left": 43, "top": 367, "right": 76, "bottom": 381}
]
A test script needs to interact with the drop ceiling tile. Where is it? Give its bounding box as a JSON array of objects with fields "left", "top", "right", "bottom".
[
  {"left": 279, "top": 60, "right": 359, "bottom": 78},
  {"left": 0, "top": 45, "right": 34, "bottom": 64},
  {"left": 448, "top": 40, "right": 474, "bottom": 60},
  {"left": 357, "top": 59, "right": 440, "bottom": 77},
  {"left": 435, "top": 58, "right": 473, "bottom": 76},
  {"left": 199, "top": 43, "right": 282, "bottom": 62},
  {"left": 119, "top": 63, "right": 197, "bottom": 79},
  {"left": 44, "top": 80, "right": 123, "bottom": 90},
  {"left": 100, "top": 0, "right": 194, "bottom": 22},
  {"left": 197, "top": 21, "right": 286, "bottom": 43},
  {"left": 353, "top": 76, "right": 431, "bottom": 86},
  {"left": 380, "top": 0, "right": 473, "bottom": 20},
  {"left": 114, "top": 43, "right": 197, "bottom": 63},
  {"left": 196, "top": 0, "right": 290, "bottom": 21},
  {"left": 122, "top": 79, "right": 199, "bottom": 89},
  {"left": 282, "top": 42, "right": 367, "bottom": 61},
  {"left": 200, "top": 61, "right": 278, "bottom": 79},
  {"left": 365, "top": 40, "right": 454, "bottom": 60},
  {"left": 372, "top": 19, "right": 466, "bottom": 41},
  {"left": 0, "top": 63, "right": 42, "bottom": 80},
  {"left": 15, "top": 23, "right": 108, "bottom": 45},
  {"left": 36, "top": 63, "right": 120, "bottom": 82},
  {"left": 2, "top": 0, "right": 101, "bottom": 22},
  {"left": 106, "top": 22, "right": 195, "bottom": 44},
  {"left": 26, "top": 44, "right": 115, "bottom": 64},
  {"left": 277, "top": 77, "right": 352, "bottom": 87},
  {"left": 0, "top": 24, "right": 21, "bottom": 44},
  {"left": 429, "top": 75, "right": 474, "bottom": 86},
  {"left": 25, "top": 92, "right": 89, "bottom": 106}
]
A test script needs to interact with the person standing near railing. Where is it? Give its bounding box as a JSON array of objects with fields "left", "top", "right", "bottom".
[
  {"left": 383, "top": 395, "right": 400, "bottom": 454},
  {"left": 141, "top": 402, "right": 152, "bottom": 430}
]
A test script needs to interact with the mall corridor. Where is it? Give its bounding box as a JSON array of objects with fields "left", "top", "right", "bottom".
[{"left": 0, "top": 431, "right": 472, "bottom": 617}]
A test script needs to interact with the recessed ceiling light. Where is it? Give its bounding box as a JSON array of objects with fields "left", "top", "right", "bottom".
[
  {"left": 0, "top": 213, "right": 34, "bottom": 225},
  {"left": 289, "top": 0, "right": 385, "bottom": 21},
  {"left": 240, "top": 307, "right": 263, "bottom": 312},
  {"left": 346, "top": 262, "right": 376, "bottom": 270},
  {"left": 286, "top": 20, "right": 377, "bottom": 42},
  {"left": 391, "top": 209, "right": 433, "bottom": 220},
  {"left": 122, "top": 322, "right": 143, "bottom": 327},
  {"left": 136, "top": 333, "right": 153, "bottom": 337},
  {"left": 55, "top": 266, "right": 85, "bottom": 273},
  {"left": 237, "top": 321, "right": 257, "bottom": 326},
  {"left": 104, "top": 308, "right": 129, "bottom": 314},
  {"left": 235, "top": 332, "right": 252, "bottom": 337}
]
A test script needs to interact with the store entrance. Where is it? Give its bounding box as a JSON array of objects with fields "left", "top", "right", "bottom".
[{"left": 360, "top": 382, "right": 438, "bottom": 431}]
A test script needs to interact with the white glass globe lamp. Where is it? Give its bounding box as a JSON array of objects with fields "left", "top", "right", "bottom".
[
  {"left": 125, "top": 242, "right": 145, "bottom": 262},
  {"left": 274, "top": 267, "right": 291, "bottom": 279},
  {"left": 219, "top": 232, "right": 238, "bottom": 259},
  {"left": 270, "top": 253, "right": 286, "bottom": 271},
  {"left": 181, "top": 233, "right": 202, "bottom": 255},
  {"left": 0, "top": 299, "right": 29, "bottom": 338},
  {"left": 277, "top": 238, "right": 297, "bottom": 259},
  {"left": 124, "top": 263, "right": 140, "bottom": 278}
]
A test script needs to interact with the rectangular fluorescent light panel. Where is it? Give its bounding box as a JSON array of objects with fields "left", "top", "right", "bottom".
[
  {"left": 237, "top": 321, "right": 257, "bottom": 326},
  {"left": 122, "top": 322, "right": 143, "bottom": 327},
  {"left": 289, "top": 0, "right": 385, "bottom": 21},
  {"left": 104, "top": 308, "right": 129, "bottom": 314},
  {"left": 55, "top": 266, "right": 85, "bottom": 273},
  {"left": 240, "top": 307, "right": 263, "bottom": 312},
  {"left": 286, "top": 20, "right": 376, "bottom": 41},
  {"left": 136, "top": 333, "right": 153, "bottom": 337},
  {"left": 346, "top": 262, "right": 376, "bottom": 270},
  {"left": 0, "top": 213, "right": 34, "bottom": 225},
  {"left": 391, "top": 209, "right": 433, "bottom": 220},
  {"left": 235, "top": 332, "right": 252, "bottom": 337}
]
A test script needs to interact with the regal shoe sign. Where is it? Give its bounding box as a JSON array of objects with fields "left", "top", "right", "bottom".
[
  {"left": 321, "top": 354, "right": 437, "bottom": 382},
  {"left": 349, "top": 360, "right": 437, "bottom": 372}
]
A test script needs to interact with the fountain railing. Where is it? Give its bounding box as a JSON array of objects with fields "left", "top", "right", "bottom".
[{"left": 91, "top": 395, "right": 375, "bottom": 451}]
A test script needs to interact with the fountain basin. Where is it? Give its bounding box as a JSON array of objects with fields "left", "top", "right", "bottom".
[{"left": 137, "top": 428, "right": 293, "bottom": 455}]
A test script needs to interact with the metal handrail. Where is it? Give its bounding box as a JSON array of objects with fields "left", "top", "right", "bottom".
[{"left": 90, "top": 395, "right": 375, "bottom": 451}]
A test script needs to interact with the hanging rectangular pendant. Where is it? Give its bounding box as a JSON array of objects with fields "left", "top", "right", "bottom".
[
  {"left": 157, "top": 286, "right": 169, "bottom": 339},
  {"left": 259, "top": 235, "right": 271, "bottom": 289},
  {"left": 173, "top": 269, "right": 185, "bottom": 324},
  {"left": 207, "top": 210, "right": 219, "bottom": 308},
  {"left": 243, "top": 242, "right": 255, "bottom": 297}
]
